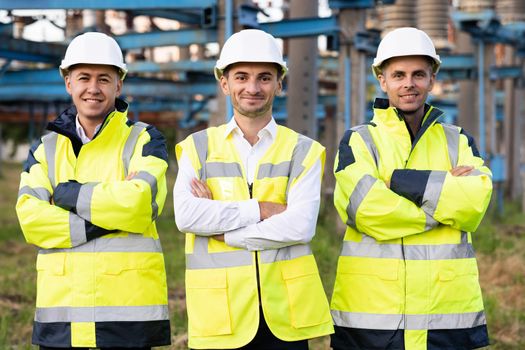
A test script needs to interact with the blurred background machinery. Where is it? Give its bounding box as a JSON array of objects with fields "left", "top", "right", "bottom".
[{"left": 0, "top": 0, "right": 524, "bottom": 209}]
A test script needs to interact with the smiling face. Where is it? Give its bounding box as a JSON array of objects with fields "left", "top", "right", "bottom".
[
  {"left": 219, "top": 62, "right": 282, "bottom": 121},
  {"left": 65, "top": 64, "right": 122, "bottom": 125},
  {"left": 378, "top": 55, "right": 435, "bottom": 119}
]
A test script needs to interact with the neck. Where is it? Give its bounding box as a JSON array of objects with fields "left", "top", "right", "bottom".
[
  {"left": 234, "top": 114, "right": 271, "bottom": 146},
  {"left": 78, "top": 116, "right": 104, "bottom": 139},
  {"left": 399, "top": 106, "right": 426, "bottom": 136}
]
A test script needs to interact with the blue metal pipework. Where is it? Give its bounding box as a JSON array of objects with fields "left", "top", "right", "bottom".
[
  {"left": 0, "top": 0, "right": 217, "bottom": 10},
  {"left": 0, "top": 37, "right": 65, "bottom": 63},
  {"left": 477, "top": 40, "right": 486, "bottom": 159},
  {"left": 225, "top": 0, "right": 233, "bottom": 122},
  {"left": 115, "top": 29, "right": 218, "bottom": 50},
  {"left": 344, "top": 56, "right": 351, "bottom": 130}
]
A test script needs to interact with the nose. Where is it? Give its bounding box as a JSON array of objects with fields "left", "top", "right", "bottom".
[
  {"left": 403, "top": 76, "right": 415, "bottom": 89},
  {"left": 245, "top": 79, "right": 261, "bottom": 94},
  {"left": 87, "top": 79, "right": 101, "bottom": 94}
]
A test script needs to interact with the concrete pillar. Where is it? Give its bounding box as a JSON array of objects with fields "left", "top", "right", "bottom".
[
  {"left": 286, "top": 0, "right": 318, "bottom": 139},
  {"left": 456, "top": 32, "right": 478, "bottom": 140},
  {"left": 213, "top": 0, "right": 243, "bottom": 127}
]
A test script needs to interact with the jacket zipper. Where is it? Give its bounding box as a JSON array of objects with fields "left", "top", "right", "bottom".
[{"left": 248, "top": 182, "right": 264, "bottom": 310}]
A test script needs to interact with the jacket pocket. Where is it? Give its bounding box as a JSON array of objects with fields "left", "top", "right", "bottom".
[
  {"left": 281, "top": 256, "right": 331, "bottom": 328},
  {"left": 334, "top": 257, "right": 402, "bottom": 314},
  {"left": 35, "top": 253, "right": 69, "bottom": 307},
  {"left": 186, "top": 268, "right": 232, "bottom": 336}
]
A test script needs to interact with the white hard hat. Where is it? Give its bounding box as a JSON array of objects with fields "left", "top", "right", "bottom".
[
  {"left": 372, "top": 27, "right": 441, "bottom": 78},
  {"left": 60, "top": 32, "right": 128, "bottom": 80},
  {"left": 214, "top": 29, "right": 288, "bottom": 80}
]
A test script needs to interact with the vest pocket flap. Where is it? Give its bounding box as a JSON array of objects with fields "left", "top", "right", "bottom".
[
  {"left": 280, "top": 256, "right": 318, "bottom": 280},
  {"left": 438, "top": 260, "right": 479, "bottom": 281},
  {"left": 339, "top": 258, "right": 399, "bottom": 281},
  {"left": 186, "top": 268, "right": 227, "bottom": 289},
  {"left": 36, "top": 253, "right": 66, "bottom": 275},
  {"left": 101, "top": 253, "right": 159, "bottom": 275}
]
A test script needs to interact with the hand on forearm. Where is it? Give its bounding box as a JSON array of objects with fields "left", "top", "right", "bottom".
[
  {"left": 258, "top": 201, "right": 286, "bottom": 220},
  {"left": 191, "top": 178, "right": 213, "bottom": 199},
  {"left": 450, "top": 165, "right": 474, "bottom": 176}
]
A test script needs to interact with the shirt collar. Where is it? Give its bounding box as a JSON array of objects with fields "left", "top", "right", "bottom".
[
  {"left": 75, "top": 115, "right": 102, "bottom": 144},
  {"left": 224, "top": 117, "right": 277, "bottom": 140}
]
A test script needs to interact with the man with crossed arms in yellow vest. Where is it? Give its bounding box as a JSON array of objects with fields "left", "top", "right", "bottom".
[
  {"left": 173, "top": 29, "right": 333, "bottom": 349},
  {"left": 330, "top": 27, "right": 493, "bottom": 349}
]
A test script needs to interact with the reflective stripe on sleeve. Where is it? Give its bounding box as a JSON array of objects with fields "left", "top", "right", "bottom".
[
  {"left": 18, "top": 186, "right": 51, "bottom": 201},
  {"left": 421, "top": 171, "right": 447, "bottom": 217},
  {"left": 346, "top": 174, "right": 376, "bottom": 229},
  {"left": 35, "top": 305, "right": 169, "bottom": 323},
  {"left": 76, "top": 182, "right": 98, "bottom": 222},
  {"left": 42, "top": 133, "right": 58, "bottom": 189},
  {"left": 69, "top": 213, "right": 87, "bottom": 247},
  {"left": 331, "top": 310, "right": 486, "bottom": 330},
  {"left": 134, "top": 171, "right": 159, "bottom": 220},
  {"left": 38, "top": 236, "right": 163, "bottom": 254}
]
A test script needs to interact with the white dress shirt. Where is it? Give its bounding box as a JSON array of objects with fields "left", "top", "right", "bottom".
[
  {"left": 75, "top": 115, "right": 101, "bottom": 144},
  {"left": 173, "top": 117, "right": 322, "bottom": 251}
]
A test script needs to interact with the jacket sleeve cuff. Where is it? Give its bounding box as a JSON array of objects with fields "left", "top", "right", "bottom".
[
  {"left": 238, "top": 199, "right": 260, "bottom": 226},
  {"left": 85, "top": 221, "right": 116, "bottom": 241},
  {"left": 390, "top": 169, "right": 431, "bottom": 206},
  {"left": 53, "top": 180, "right": 82, "bottom": 212}
]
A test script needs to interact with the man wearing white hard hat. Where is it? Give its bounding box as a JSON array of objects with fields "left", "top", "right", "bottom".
[
  {"left": 173, "top": 29, "right": 333, "bottom": 349},
  {"left": 16, "top": 32, "right": 171, "bottom": 349},
  {"left": 330, "top": 27, "right": 492, "bottom": 349}
]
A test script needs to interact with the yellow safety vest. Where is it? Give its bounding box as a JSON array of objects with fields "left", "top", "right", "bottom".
[
  {"left": 176, "top": 123, "right": 333, "bottom": 349},
  {"left": 16, "top": 99, "right": 171, "bottom": 348},
  {"left": 331, "top": 99, "right": 493, "bottom": 349}
]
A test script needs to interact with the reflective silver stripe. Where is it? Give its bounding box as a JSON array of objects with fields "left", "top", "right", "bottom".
[
  {"left": 425, "top": 212, "right": 439, "bottom": 231},
  {"left": 405, "top": 311, "right": 486, "bottom": 330},
  {"left": 257, "top": 161, "right": 291, "bottom": 179},
  {"left": 186, "top": 250, "right": 253, "bottom": 269},
  {"left": 35, "top": 305, "right": 169, "bottom": 323},
  {"left": 38, "top": 236, "right": 162, "bottom": 254},
  {"left": 353, "top": 125, "right": 379, "bottom": 168},
  {"left": 332, "top": 310, "right": 486, "bottom": 330},
  {"left": 421, "top": 171, "right": 446, "bottom": 217},
  {"left": 340, "top": 240, "right": 475, "bottom": 260},
  {"left": 122, "top": 121, "right": 147, "bottom": 176},
  {"left": 192, "top": 130, "right": 208, "bottom": 181},
  {"left": 76, "top": 182, "right": 97, "bottom": 222},
  {"left": 259, "top": 244, "right": 312, "bottom": 263},
  {"left": 205, "top": 162, "right": 243, "bottom": 178},
  {"left": 286, "top": 135, "right": 313, "bottom": 196},
  {"left": 346, "top": 174, "right": 376, "bottom": 228},
  {"left": 186, "top": 236, "right": 253, "bottom": 269},
  {"left": 18, "top": 186, "right": 51, "bottom": 201},
  {"left": 332, "top": 310, "right": 403, "bottom": 330},
  {"left": 69, "top": 213, "right": 87, "bottom": 247},
  {"left": 469, "top": 169, "right": 490, "bottom": 178},
  {"left": 341, "top": 240, "right": 403, "bottom": 259},
  {"left": 442, "top": 124, "right": 459, "bottom": 168},
  {"left": 134, "top": 171, "right": 159, "bottom": 220},
  {"left": 42, "top": 133, "right": 58, "bottom": 188}
]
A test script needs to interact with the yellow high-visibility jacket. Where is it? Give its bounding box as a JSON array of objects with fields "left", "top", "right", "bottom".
[
  {"left": 16, "top": 99, "right": 171, "bottom": 348},
  {"left": 176, "top": 124, "right": 333, "bottom": 349},
  {"left": 331, "top": 99, "right": 493, "bottom": 350}
]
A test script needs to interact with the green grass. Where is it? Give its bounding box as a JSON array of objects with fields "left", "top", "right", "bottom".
[{"left": 1, "top": 162, "right": 524, "bottom": 349}]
